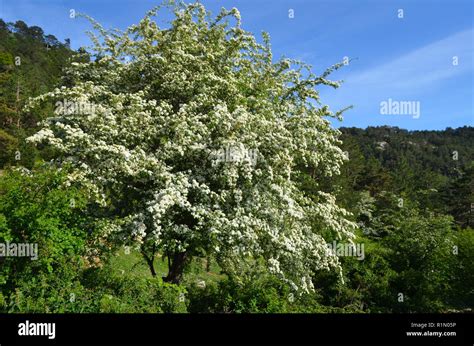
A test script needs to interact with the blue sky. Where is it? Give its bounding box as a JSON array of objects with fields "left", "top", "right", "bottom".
[{"left": 1, "top": 0, "right": 473, "bottom": 130}]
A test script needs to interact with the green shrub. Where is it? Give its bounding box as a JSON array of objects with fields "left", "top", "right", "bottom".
[
  {"left": 449, "top": 228, "right": 474, "bottom": 309},
  {"left": 96, "top": 276, "right": 187, "bottom": 313},
  {"left": 187, "top": 275, "right": 326, "bottom": 313}
]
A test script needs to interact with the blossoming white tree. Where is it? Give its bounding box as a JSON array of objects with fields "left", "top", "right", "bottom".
[{"left": 27, "top": 1, "right": 356, "bottom": 291}]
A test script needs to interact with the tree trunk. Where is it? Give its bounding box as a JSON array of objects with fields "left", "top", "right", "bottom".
[
  {"left": 206, "top": 256, "right": 211, "bottom": 272},
  {"left": 141, "top": 244, "right": 157, "bottom": 277},
  {"left": 163, "top": 251, "right": 188, "bottom": 284},
  {"left": 145, "top": 256, "right": 157, "bottom": 277}
]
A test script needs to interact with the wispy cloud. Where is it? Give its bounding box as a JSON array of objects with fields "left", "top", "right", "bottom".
[
  {"left": 345, "top": 28, "right": 473, "bottom": 92},
  {"left": 320, "top": 28, "right": 473, "bottom": 129}
]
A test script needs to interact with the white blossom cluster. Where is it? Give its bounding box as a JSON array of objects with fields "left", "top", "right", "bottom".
[{"left": 27, "top": 1, "right": 356, "bottom": 292}]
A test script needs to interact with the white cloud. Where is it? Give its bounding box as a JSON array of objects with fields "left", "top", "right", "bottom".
[{"left": 345, "top": 29, "right": 473, "bottom": 91}]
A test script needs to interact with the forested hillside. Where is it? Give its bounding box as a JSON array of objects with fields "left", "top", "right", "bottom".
[
  {"left": 0, "top": 14, "right": 472, "bottom": 314},
  {"left": 336, "top": 126, "right": 473, "bottom": 228},
  {"left": 0, "top": 19, "right": 86, "bottom": 168}
]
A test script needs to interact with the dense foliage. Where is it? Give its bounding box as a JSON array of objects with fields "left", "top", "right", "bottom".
[
  {"left": 0, "top": 2, "right": 472, "bottom": 313},
  {"left": 26, "top": 2, "right": 357, "bottom": 292}
]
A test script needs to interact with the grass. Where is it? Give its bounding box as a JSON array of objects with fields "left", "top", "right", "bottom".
[{"left": 107, "top": 249, "right": 225, "bottom": 285}]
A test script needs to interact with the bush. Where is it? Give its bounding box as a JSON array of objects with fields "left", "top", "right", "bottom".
[
  {"left": 187, "top": 275, "right": 326, "bottom": 313},
  {"left": 449, "top": 228, "right": 474, "bottom": 309},
  {"left": 0, "top": 167, "right": 90, "bottom": 311},
  {"left": 5, "top": 265, "right": 97, "bottom": 313},
  {"left": 383, "top": 213, "right": 455, "bottom": 312},
  {"left": 7, "top": 267, "right": 188, "bottom": 313},
  {"left": 88, "top": 271, "right": 187, "bottom": 313}
]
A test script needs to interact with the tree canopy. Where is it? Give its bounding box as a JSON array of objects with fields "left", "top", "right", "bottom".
[{"left": 27, "top": 2, "right": 356, "bottom": 291}]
